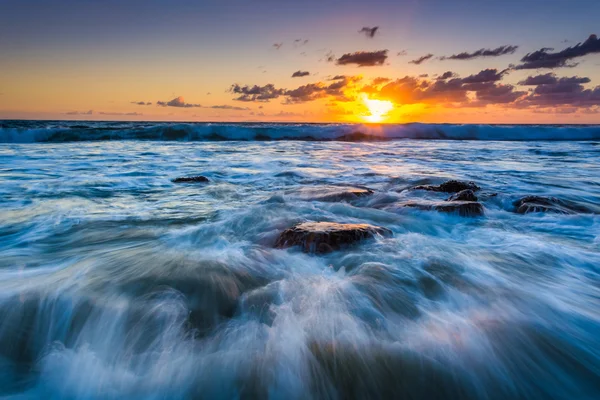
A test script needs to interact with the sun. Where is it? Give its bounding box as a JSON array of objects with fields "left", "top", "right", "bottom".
[{"left": 361, "top": 95, "right": 394, "bottom": 123}]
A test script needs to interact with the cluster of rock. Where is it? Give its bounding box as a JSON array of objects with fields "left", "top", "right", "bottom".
[
  {"left": 404, "top": 180, "right": 485, "bottom": 216},
  {"left": 172, "top": 175, "right": 594, "bottom": 254}
]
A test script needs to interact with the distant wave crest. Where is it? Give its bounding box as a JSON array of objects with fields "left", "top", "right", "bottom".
[{"left": 1, "top": 121, "right": 600, "bottom": 142}]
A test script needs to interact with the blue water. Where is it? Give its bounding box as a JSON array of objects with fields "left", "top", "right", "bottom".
[{"left": 1, "top": 125, "right": 600, "bottom": 398}]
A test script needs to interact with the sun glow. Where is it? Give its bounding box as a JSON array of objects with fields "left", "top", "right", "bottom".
[{"left": 361, "top": 95, "right": 394, "bottom": 123}]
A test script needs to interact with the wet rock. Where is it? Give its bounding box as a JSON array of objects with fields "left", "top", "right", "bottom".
[
  {"left": 514, "top": 195, "right": 590, "bottom": 214},
  {"left": 447, "top": 189, "right": 478, "bottom": 202},
  {"left": 295, "top": 186, "right": 374, "bottom": 202},
  {"left": 172, "top": 175, "right": 209, "bottom": 183},
  {"left": 275, "top": 222, "right": 392, "bottom": 254},
  {"left": 413, "top": 180, "right": 480, "bottom": 193},
  {"left": 404, "top": 201, "right": 484, "bottom": 217}
]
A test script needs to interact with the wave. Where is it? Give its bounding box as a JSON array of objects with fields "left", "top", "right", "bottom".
[{"left": 1, "top": 121, "right": 600, "bottom": 143}]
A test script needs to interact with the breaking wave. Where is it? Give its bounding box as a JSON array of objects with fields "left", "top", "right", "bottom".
[{"left": 1, "top": 120, "right": 600, "bottom": 142}]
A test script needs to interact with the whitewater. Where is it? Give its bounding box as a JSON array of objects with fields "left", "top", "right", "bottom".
[{"left": 1, "top": 122, "right": 600, "bottom": 399}]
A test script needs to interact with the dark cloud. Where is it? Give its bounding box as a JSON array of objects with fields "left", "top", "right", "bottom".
[
  {"left": 440, "top": 45, "right": 518, "bottom": 61},
  {"left": 518, "top": 74, "right": 600, "bottom": 107},
  {"left": 473, "top": 84, "right": 526, "bottom": 106},
  {"left": 519, "top": 73, "right": 590, "bottom": 86},
  {"left": 156, "top": 96, "right": 201, "bottom": 108},
  {"left": 409, "top": 53, "right": 434, "bottom": 65},
  {"left": 359, "top": 27, "right": 379, "bottom": 38},
  {"left": 325, "top": 51, "right": 336, "bottom": 63},
  {"left": 273, "top": 43, "right": 283, "bottom": 50},
  {"left": 131, "top": 101, "right": 152, "bottom": 106},
  {"left": 330, "top": 75, "right": 346, "bottom": 80},
  {"left": 419, "top": 74, "right": 429, "bottom": 78},
  {"left": 283, "top": 77, "right": 361, "bottom": 104},
  {"left": 437, "top": 71, "right": 457, "bottom": 80},
  {"left": 397, "top": 50, "right": 408, "bottom": 56},
  {"left": 336, "top": 50, "right": 388, "bottom": 66},
  {"left": 460, "top": 68, "right": 507, "bottom": 84},
  {"left": 230, "top": 84, "right": 285, "bottom": 102},
  {"left": 292, "top": 70, "right": 310, "bottom": 78},
  {"left": 515, "top": 34, "right": 600, "bottom": 69},
  {"left": 284, "top": 83, "right": 327, "bottom": 103},
  {"left": 374, "top": 68, "right": 524, "bottom": 107}
]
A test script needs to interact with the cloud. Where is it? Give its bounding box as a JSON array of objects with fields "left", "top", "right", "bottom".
[
  {"left": 156, "top": 96, "right": 201, "bottom": 108},
  {"left": 372, "top": 68, "right": 524, "bottom": 107},
  {"left": 440, "top": 45, "right": 518, "bottom": 61},
  {"left": 516, "top": 74, "right": 600, "bottom": 107},
  {"left": 65, "top": 110, "right": 93, "bottom": 115},
  {"left": 359, "top": 26, "right": 379, "bottom": 38},
  {"left": 230, "top": 83, "right": 285, "bottom": 102},
  {"left": 519, "top": 73, "right": 590, "bottom": 86},
  {"left": 372, "top": 77, "right": 391, "bottom": 85},
  {"left": 336, "top": 50, "right": 388, "bottom": 66},
  {"left": 325, "top": 51, "right": 336, "bottom": 63},
  {"left": 99, "top": 111, "right": 143, "bottom": 116},
  {"left": 515, "top": 34, "right": 600, "bottom": 69},
  {"left": 131, "top": 101, "right": 152, "bottom": 106},
  {"left": 273, "top": 43, "right": 283, "bottom": 50},
  {"left": 460, "top": 68, "right": 507, "bottom": 84},
  {"left": 409, "top": 53, "right": 434, "bottom": 65},
  {"left": 437, "top": 71, "right": 457, "bottom": 80},
  {"left": 294, "top": 39, "right": 309, "bottom": 47},
  {"left": 397, "top": 50, "right": 408, "bottom": 56},
  {"left": 292, "top": 70, "right": 310, "bottom": 78},
  {"left": 210, "top": 105, "right": 250, "bottom": 110}
]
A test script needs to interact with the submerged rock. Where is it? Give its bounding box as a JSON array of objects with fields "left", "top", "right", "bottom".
[
  {"left": 275, "top": 221, "right": 391, "bottom": 254},
  {"left": 414, "top": 180, "right": 480, "bottom": 193},
  {"left": 295, "top": 186, "right": 374, "bottom": 202},
  {"left": 404, "top": 201, "right": 484, "bottom": 217},
  {"left": 514, "top": 195, "right": 590, "bottom": 214},
  {"left": 447, "top": 189, "right": 478, "bottom": 202},
  {"left": 172, "top": 176, "right": 209, "bottom": 183}
]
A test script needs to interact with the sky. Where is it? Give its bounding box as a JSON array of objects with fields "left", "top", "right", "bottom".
[{"left": 1, "top": 0, "right": 600, "bottom": 123}]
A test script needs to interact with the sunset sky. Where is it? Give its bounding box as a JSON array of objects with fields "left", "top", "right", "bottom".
[{"left": 1, "top": 0, "right": 600, "bottom": 123}]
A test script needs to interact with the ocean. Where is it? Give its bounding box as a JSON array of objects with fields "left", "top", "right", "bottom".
[{"left": 1, "top": 120, "right": 599, "bottom": 399}]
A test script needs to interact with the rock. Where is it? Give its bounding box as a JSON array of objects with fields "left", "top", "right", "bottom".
[
  {"left": 404, "top": 201, "right": 484, "bottom": 217},
  {"left": 413, "top": 180, "right": 480, "bottom": 193},
  {"left": 275, "top": 222, "right": 392, "bottom": 254},
  {"left": 295, "top": 186, "right": 374, "bottom": 202},
  {"left": 514, "top": 195, "right": 590, "bottom": 214},
  {"left": 447, "top": 189, "right": 478, "bottom": 202},
  {"left": 172, "top": 176, "right": 209, "bottom": 183}
]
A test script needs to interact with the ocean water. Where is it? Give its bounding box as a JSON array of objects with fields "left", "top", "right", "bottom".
[{"left": 1, "top": 121, "right": 600, "bottom": 399}]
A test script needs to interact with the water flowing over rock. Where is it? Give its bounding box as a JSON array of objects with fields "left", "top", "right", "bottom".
[
  {"left": 414, "top": 180, "right": 480, "bottom": 193},
  {"left": 275, "top": 222, "right": 392, "bottom": 253},
  {"left": 404, "top": 201, "right": 484, "bottom": 217},
  {"left": 514, "top": 196, "right": 591, "bottom": 214},
  {"left": 294, "top": 186, "right": 374, "bottom": 202},
  {"left": 172, "top": 176, "right": 209, "bottom": 183}
]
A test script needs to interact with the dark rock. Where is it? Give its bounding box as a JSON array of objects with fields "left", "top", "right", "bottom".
[
  {"left": 172, "top": 176, "right": 209, "bottom": 183},
  {"left": 447, "top": 189, "right": 478, "bottom": 202},
  {"left": 413, "top": 180, "right": 480, "bottom": 193},
  {"left": 295, "top": 186, "right": 374, "bottom": 202},
  {"left": 275, "top": 222, "right": 392, "bottom": 254},
  {"left": 404, "top": 201, "right": 484, "bottom": 217},
  {"left": 514, "top": 196, "right": 591, "bottom": 214}
]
